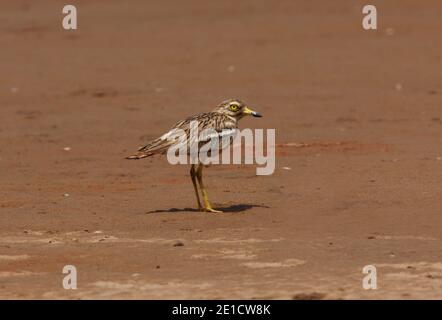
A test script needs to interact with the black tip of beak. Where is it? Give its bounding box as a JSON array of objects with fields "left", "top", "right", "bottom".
[{"left": 252, "top": 112, "right": 263, "bottom": 117}]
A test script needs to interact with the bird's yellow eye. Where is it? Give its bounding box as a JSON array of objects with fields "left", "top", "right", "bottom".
[{"left": 229, "top": 104, "right": 239, "bottom": 112}]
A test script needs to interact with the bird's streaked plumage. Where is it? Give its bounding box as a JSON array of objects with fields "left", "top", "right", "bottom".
[{"left": 126, "top": 99, "right": 262, "bottom": 212}]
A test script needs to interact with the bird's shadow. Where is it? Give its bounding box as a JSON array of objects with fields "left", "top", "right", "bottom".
[{"left": 146, "top": 204, "right": 269, "bottom": 214}]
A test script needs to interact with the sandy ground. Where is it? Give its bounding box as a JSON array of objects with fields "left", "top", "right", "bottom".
[{"left": 1, "top": 0, "right": 442, "bottom": 299}]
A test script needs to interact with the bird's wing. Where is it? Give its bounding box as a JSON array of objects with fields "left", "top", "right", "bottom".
[{"left": 126, "top": 113, "right": 237, "bottom": 160}]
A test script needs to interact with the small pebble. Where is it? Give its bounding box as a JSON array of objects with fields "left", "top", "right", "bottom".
[
  {"left": 385, "top": 27, "right": 395, "bottom": 36},
  {"left": 63, "top": 193, "right": 70, "bottom": 197},
  {"left": 63, "top": 147, "right": 71, "bottom": 151},
  {"left": 227, "top": 65, "right": 235, "bottom": 72},
  {"left": 173, "top": 240, "right": 185, "bottom": 247},
  {"left": 282, "top": 167, "right": 292, "bottom": 170}
]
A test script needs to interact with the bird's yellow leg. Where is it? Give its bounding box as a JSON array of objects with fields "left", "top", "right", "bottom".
[
  {"left": 196, "top": 164, "right": 222, "bottom": 213},
  {"left": 190, "top": 165, "right": 203, "bottom": 210}
]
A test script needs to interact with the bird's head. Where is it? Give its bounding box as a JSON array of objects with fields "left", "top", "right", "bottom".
[{"left": 213, "top": 99, "right": 262, "bottom": 120}]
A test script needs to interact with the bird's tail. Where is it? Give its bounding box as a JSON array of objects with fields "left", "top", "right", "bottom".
[
  {"left": 126, "top": 137, "right": 172, "bottom": 160},
  {"left": 126, "top": 151, "right": 154, "bottom": 160}
]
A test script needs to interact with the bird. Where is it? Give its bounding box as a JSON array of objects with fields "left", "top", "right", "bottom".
[{"left": 126, "top": 99, "right": 262, "bottom": 213}]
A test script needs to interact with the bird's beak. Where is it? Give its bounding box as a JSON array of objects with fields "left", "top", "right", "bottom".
[{"left": 243, "top": 106, "right": 263, "bottom": 117}]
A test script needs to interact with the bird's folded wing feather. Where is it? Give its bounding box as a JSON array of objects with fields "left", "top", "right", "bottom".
[{"left": 127, "top": 112, "right": 237, "bottom": 159}]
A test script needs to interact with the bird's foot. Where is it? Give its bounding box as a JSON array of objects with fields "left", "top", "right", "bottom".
[{"left": 202, "top": 206, "right": 222, "bottom": 213}]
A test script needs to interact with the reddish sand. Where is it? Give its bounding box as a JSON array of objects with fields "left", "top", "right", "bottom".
[{"left": 1, "top": 0, "right": 442, "bottom": 299}]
